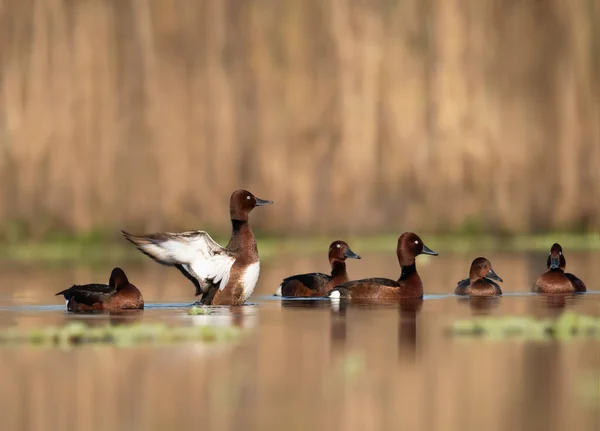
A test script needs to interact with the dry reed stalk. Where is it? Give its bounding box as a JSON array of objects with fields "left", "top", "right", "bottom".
[{"left": 0, "top": 0, "right": 598, "bottom": 237}]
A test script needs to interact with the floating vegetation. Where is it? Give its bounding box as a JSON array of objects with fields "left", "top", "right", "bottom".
[
  {"left": 0, "top": 321, "right": 244, "bottom": 348},
  {"left": 449, "top": 312, "right": 600, "bottom": 341},
  {"left": 188, "top": 306, "right": 213, "bottom": 315}
]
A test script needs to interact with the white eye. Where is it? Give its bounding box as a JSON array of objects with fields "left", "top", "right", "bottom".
[
  {"left": 336, "top": 244, "right": 341, "bottom": 248},
  {"left": 559, "top": 251, "right": 562, "bottom": 255},
  {"left": 414, "top": 240, "right": 419, "bottom": 244},
  {"left": 246, "top": 195, "right": 251, "bottom": 200}
]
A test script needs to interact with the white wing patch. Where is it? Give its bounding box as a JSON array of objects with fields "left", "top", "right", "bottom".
[
  {"left": 122, "top": 230, "right": 236, "bottom": 292},
  {"left": 240, "top": 261, "right": 260, "bottom": 302}
]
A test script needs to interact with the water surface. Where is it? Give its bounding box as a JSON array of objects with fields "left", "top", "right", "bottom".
[{"left": 0, "top": 250, "right": 599, "bottom": 431}]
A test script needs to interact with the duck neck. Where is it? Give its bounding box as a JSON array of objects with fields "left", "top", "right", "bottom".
[
  {"left": 470, "top": 277, "right": 490, "bottom": 289},
  {"left": 399, "top": 263, "right": 417, "bottom": 281},
  {"left": 228, "top": 219, "right": 257, "bottom": 254},
  {"left": 330, "top": 259, "right": 349, "bottom": 284},
  {"left": 469, "top": 271, "right": 480, "bottom": 285},
  {"left": 231, "top": 219, "right": 248, "bottom": 233}
]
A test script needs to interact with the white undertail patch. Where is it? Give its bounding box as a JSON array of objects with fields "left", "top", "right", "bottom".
[
  {"left": 328, "top": 290, "right": 341, "bottom": 299},
  {"left": 240, "top": 261, "right": 261, "bottom": 302},
  {"left": 274, "top": 284, "right": 283, "bottom": 296}
]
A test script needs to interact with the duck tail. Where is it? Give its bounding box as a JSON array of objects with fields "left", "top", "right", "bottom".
[{"left": 55, "top": 286, "right": 75, "bottom": 299}]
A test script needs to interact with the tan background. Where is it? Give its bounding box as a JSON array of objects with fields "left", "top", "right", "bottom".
[{"left": 0, "top": 0, "right": 599, "bottom": 237}]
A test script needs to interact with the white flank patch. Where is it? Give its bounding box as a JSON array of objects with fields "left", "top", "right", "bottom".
[
  {"left": 274, "top": 283, "right": 283, "bottom": 296},
  {"left": 240, "top": 261, "right": 261, "bottom": 302},
  {"left": 328, "top": 290, "right": 341, "bottom": 299}
]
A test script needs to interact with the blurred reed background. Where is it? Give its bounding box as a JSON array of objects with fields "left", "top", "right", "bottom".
[{"left": 0, "top": 0, "right": 599, "bottom": 239}]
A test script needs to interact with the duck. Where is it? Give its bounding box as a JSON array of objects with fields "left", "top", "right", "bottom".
[
  {"left": 56, "top": 267, "right": 144, "bottom": 311},
  {"left": 454, "top": 257, "right": 503, "bottom": 296},
  {"left": 326, "top": 232, "right": 438, "bottom": 300},
  {"left": 274, "top": 240, "right": 361, "bottom": 297},
  {"left": 122, "top": 189, "right": 273, "bottom": 306},
  {"left": 533, "top": 243, "right": 586, "bottom": 293}
]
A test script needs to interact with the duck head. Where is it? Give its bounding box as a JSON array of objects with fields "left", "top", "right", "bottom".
[
  {"left": 328, "top": 240, "right": 361, "bottom": 263},
  {"left": 109, "top": 267, "right": 129, "bottom": 289},
  {"left": 546, "top": 243, "right": 566, "bottom": 271},
  {"left": 469, "top": 257, "right": 503, "bottom": 283},
  {"left": 230, "top": 189, "right": 273, "bottom": 220},
  {"left": 397, "top": 232, "right": 438, "bottom": 266}
]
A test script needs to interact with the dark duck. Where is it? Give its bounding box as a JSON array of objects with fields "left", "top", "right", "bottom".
[
  {"left": 327, "top": 232, "right": 438, "bottom": 300},
  {"left": 274, "top": 240, "right": 361, "bottom": 297},
  {"left": 533, "top": 243, "right": 586, "bottom": 293},
  {"left": 454, "top": 257, "right": 503, "bottom": 296},
  {"left": 56, "top": 267, "right": 144, "bottom": 311}
]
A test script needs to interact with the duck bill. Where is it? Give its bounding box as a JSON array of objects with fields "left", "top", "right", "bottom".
[
  {"left": 343, "top": 247, "right": 361, "bottom": 259},
  {"left": 486, "top": 268, "right": 503, "bottom": 283},
  {"left": 255, "top": 197, "right": 274, "bottom": 206},
  {"left": 549, "top": 254, "right": 561, "bottom": 270},
  {"left": 421, "top": 244, "right": 439, "bottom": 256}
]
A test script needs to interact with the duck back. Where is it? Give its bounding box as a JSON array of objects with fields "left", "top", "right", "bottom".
[{"left": 279, "top": 273, "right": 332, "bottom": 297}]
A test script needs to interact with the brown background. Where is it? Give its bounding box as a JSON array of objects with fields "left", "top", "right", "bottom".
[{"left": 0, "top": 0, "right": 599, "bottom": 237}]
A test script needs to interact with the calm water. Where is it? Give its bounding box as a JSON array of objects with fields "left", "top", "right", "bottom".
[{"left": 0, "top": 250, "right": 599, "bottom": 431}]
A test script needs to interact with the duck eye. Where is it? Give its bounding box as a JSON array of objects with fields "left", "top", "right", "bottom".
[
  {"left": 414, "top": 240, "right": 419, "bottom": 244},
  {"left": 336, "top": 244, "right": 341, "bottom": 248},
  {"left": 559, "top": 251, "right": 562, "bottom": 255},
  {"left": 246, "top": 195, "right": 251, "bottom": 200}
]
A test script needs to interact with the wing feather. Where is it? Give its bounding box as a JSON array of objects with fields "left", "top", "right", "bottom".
[
  {"left": 122, "top": 230, "right": 235, "bottom": 293},
  {"left": 55, "top": 284, "right": 116, "bottom": 305},
  {"left": 565, "top": 272, "right": 587, "bottom": 292}
]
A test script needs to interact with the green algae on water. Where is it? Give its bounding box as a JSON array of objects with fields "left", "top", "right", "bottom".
[
  {"left": 0, "top": 322, "right": 244, "bottom": 348},
  {"left": 449, "top": 312, "right": 600, "bottom": 341},
  {"left": 188, "top": 306, "right": 212, "bottom": 315}
]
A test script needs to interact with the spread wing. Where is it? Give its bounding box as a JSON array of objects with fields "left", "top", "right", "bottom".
[{"left": 122, "top": 230, "right": 236, "bottom": 294}]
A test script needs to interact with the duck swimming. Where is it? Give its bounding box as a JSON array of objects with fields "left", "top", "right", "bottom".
[
  {"left": 533, "top": 243, "right": 586, "bottom": 293},
  {"left": 454, "top": 257, "right": 503, "bottom": 296},
  {"left": 56, "top": 267, "right": 144, "bottom": 311},
  {"left": 274, "top": 240, "right": 361, "bottom": 297},
  {"left": 122, "top": 189, "right": 273, "bottom": 305},
  {"left": 326, "top": 232, "right": 438, "bottom": 300}
]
